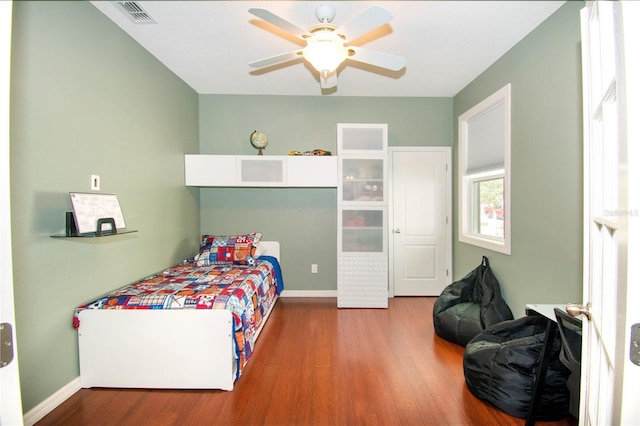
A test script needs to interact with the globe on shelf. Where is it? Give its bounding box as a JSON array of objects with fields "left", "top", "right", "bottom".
[{"left": 250, "top": 130, "right": 268, "bottom": 155}]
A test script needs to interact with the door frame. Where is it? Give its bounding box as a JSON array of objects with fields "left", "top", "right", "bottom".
[
  {"left": 1, "top": 1, "right": 24, "bottom": 424},
  {"left": 388, "top": 146, "right": 452, "bottom": 297},
  {"left": 617, "top": 3, "right": 640, "bottom": 423}
]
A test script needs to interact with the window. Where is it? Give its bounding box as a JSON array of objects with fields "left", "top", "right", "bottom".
[
  {"left": 471, "top": 172, "right": 504, "bottom": 239},
  {"left": 458, "top": 84, "right": 511, "bottom": 254}
]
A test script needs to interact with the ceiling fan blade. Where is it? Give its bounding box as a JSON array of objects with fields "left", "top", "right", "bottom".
[
  {"left": 249, "top": 50, "right": 303, "bottom": 69},
  {"left": 249, "top": 8, "right": 311, "bottom": 39},
  {"left": 347, "top": 46, "right": 406, "bottom": 71},
  {"left": 334, "top": 6, "right": 393, "bottom": 42},
  {"left": 320, "top": 72, "right": 338, "bottom": 89}
]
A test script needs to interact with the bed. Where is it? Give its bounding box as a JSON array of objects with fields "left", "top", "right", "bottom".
[{"left": 73, "top": 236, "right": 282, "bottom": 391}]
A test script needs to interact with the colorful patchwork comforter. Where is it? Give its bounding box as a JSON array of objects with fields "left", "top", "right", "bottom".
[{"left": 73, "top": 256, "right": 283, "bottom": 379}]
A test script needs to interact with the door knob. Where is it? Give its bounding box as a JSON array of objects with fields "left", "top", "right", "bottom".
[
  {"left": 394, "top": 228, "right": 401, "bottom": 233},
  {"left": 566, "top": 302, "right": 591, "bottom": 321}
]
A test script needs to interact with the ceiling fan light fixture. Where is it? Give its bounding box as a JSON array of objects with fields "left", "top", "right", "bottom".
[
  {"left": 302, "top": 31, "right": 348, "bottom": 75},
  {"left": 249, "top": 5, "right": 404, "bottom": 89}
]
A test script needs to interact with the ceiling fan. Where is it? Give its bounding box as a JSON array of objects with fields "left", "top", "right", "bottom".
[{"left": 248, "top": 4, "right": 407, "bottom": 89}]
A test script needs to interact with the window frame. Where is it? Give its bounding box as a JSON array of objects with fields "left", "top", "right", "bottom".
[{"left": 458, "top": 84, "right": 511, "bottom": 255}]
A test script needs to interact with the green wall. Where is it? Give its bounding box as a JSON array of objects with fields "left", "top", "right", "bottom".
[
  {"left": 10, "top": 2, "right": 200, "bottom": 412},
  {"left": 452, "top": 1, "right": 584, "bottom": 316},
  {"left": 199, "top": 95, "right": 453, "bottom": 155},
  {"left": 197, "top": 96, "right": 453, "bottom": 291}
]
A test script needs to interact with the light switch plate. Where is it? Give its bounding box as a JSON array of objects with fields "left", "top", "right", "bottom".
[{"left": 91, "top": 175, "right": 100, "bottom": 191}]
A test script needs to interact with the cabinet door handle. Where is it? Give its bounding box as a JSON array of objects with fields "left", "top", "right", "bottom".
[{"left": 394, "top": 228, "right": 401, "bottom": 234}]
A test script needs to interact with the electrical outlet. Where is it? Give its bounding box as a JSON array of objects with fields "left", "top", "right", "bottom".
[
  {"left": 311, "top": 264, "right": 318, "bottom": 274},
  {"left": 91, "top": 175, "right": 100, "bottom": 191}
]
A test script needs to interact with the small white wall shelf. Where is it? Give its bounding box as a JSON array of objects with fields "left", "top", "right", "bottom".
[{"left": 184, "top": 155, "right": 337, "bottom": 187}]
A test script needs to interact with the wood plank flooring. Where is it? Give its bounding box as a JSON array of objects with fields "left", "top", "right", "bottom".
[{"left": 37, "top": 297, "right": 578, "bottom": 425}]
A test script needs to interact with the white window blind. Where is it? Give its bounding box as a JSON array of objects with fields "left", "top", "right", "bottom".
[{"left": 466, "top": 101, "right": 505, "bottom": 174}]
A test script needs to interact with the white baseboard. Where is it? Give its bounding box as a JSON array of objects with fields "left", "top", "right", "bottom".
[
  {"left": 279, "top": 290, "right": 337, "bottom": 298},
  {"left": 23, "top": 377, "right": 81, "bottom": 426}
]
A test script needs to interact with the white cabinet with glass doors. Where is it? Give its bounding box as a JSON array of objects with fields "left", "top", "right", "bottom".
[{"left": 337, "top": 123, "right": 388, "bottom": 308}]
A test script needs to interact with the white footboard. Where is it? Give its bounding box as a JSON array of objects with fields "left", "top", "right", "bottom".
[{"left": 78, "top": 309, "right": 235, "bottom": 390}]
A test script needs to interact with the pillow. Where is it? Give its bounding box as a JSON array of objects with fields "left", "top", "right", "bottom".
[
  {"left": 196, "top": 233, "right": 262, "bottom": 266},
  {"left": 253, "top": 242, "right": 267, "bottom": 258}
]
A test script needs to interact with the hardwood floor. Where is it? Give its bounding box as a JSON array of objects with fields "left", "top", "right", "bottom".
[{"left": 37, "top": 297, "right": 578, "bottom": 426}]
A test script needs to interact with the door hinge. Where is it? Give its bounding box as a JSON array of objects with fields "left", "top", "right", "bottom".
[
  {"left": 1, "top": 323, "right": 15, "bottom": 368},
  {"left": 631, "top": 323, "right": 640, "bottom": 367}
]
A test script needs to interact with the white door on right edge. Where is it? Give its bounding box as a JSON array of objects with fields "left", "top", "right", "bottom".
[
  {"left": 391, "top": 148, "right": 451, "bottom": 296},
  {"left": 579, "top": 2, "right": 640, "bottom": 425}
]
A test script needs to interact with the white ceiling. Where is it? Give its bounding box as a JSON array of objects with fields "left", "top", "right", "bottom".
[{"left": 91, "top": 1, "right": 565, "bottom": 97}]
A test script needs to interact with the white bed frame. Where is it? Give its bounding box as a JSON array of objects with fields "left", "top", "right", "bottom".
[{"left": 77, "top": 241, "right": 280, "bottom": 391}]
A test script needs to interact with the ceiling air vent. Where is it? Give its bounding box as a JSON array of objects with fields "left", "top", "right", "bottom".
[{"left": 113, "top": 1, "right": 157, "bottom": 24}]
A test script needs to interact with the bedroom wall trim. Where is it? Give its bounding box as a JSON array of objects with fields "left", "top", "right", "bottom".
[
  {"left": 280, "top": 290, "right": 338, "bottom": 298},
  {"left": 23, "top": 377, "right": 81, "bottom": 426}
]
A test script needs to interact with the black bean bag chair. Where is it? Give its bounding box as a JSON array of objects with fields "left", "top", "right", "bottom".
[
  {"left": 463, "top": 316, "right": 570, "bottom": 420},
  {"left": 432, "top": 256, "right": 513, "bottom": 346}
]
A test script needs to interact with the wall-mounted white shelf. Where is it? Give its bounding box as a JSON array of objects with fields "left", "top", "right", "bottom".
[{"left": 184, "top": 155, "right": 337, "bottom": 187}]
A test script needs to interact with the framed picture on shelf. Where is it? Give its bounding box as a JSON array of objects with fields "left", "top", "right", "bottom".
[{"left": 69, "top": 192, "right": 126, "bottom": 235}]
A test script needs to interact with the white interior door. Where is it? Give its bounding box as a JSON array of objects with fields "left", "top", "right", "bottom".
[
  {"left": 0, "top": 1, "right": 24, "bottom": 425},
  {"left": 580, "top": 2, "right": 639, "bottom": 425},
  {"left": 390, "top": 148, "right": 451, "bottom": 296}
]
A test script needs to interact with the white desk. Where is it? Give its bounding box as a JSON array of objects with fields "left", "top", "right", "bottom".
[{"left": 526, "top": 303, "right": 566, "bottom": 321}]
